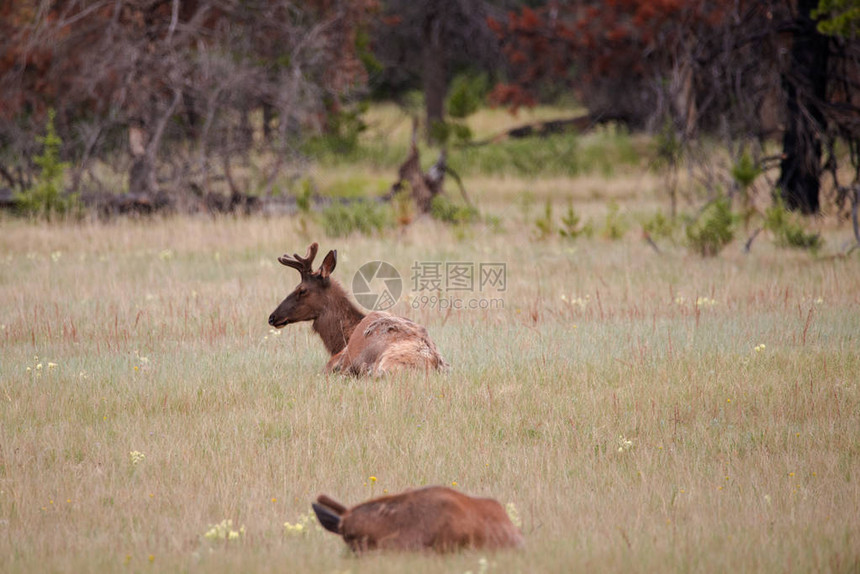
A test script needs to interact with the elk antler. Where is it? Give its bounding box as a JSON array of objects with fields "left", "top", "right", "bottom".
[{"left": 278, "top": 242, "right": 319, "bottom": 276}]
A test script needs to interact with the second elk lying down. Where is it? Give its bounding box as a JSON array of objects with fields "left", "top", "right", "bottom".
[
  {"left": 312, "top": 486, "right": 524, "bottom": 553},
  {"left": 268, "top": 242, "right": 448, "bottom": 376}
]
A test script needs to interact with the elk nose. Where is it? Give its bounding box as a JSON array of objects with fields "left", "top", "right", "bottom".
[{"left": 268, "top": 314, "right": 276, "bottom": 326}]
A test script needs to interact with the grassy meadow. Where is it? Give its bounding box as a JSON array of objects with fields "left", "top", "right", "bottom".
[{"left": 2, "top": 107, "right": 860, "bottom": 573}]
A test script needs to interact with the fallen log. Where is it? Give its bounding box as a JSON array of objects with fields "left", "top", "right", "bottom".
[{"left": 468, "top": 112, "right": 631, "bottom": 146}]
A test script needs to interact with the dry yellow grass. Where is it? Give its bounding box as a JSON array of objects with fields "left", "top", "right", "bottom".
[
  {"left": 362, "top": 102, "right": 587, "bottom": 144},
  {"left": 1, "top": 172, "right": 859, "bottom": 573}
]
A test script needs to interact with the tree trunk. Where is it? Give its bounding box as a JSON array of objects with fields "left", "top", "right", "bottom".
[
  {"left": 128, "top": 90, "right": 181, "bottom": 197},
  {"left": 777, "top": 0, "right": 829, "bottom": 214},
  {"left": 422, "top": 7, "right": 446, "bottom": 144},
  {"left": 263, "top": 103, "right": 276, "bottom": 143},
  {"left": 128, "top": 124, "right": 157, "bottom": 196}
]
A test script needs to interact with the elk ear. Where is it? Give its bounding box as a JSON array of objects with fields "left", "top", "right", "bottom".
[
  {"left": 312, "top": 502, "right": 342, "bottom": 534},
  {"left": 319, "top": 250, "right": 337, "bottom": 279}
]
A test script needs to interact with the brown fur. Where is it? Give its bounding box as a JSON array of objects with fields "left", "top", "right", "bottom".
[
  {"left": 326, "top": 312, "right": 448, "bottom": 376},
  {"left": 269, "top": 243, "right": 447, "bottom": 375},
  {"left": 312, "top": 486, "right": 524, "bottom": 553}
]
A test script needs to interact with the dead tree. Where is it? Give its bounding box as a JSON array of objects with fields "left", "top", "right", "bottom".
[{"left": 384, "top": 119, "right": 472, "bottom": 214}]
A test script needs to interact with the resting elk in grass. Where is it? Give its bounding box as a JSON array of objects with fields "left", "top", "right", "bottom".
[
  {"left": 311, "top": 486, "right": 524, "bottom": 553},
  {"left": 268, "top": 242, "right": 448, "bottom": 376}
]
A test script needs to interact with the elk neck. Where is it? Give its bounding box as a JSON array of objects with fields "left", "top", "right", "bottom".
[{"left": 311, "top": 281, "right": 366, "bottom": 355}]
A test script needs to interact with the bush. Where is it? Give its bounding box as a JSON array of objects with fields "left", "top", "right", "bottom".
[
  {"left": 320, "top": 200, "right": 393, "bottom": 237},
  {"left": 393, "top": 187, "right": 415, "bottom": 227},
  {"left": 302, "top": 103, "right": 368, "bottom": 157},
  {"left": 685, "top": 198, "right": 735, "bottom": 257},
  {"left": 764, "top": 199, "right": 823, "bottom": 252},
  {"left": 296, "top": 179, "right": 313, "bottom": 214},
  {"left": 600, "top": 201, "right": 628, "bottom": 240},
  {"left": 429, "top": 120, "right": 473, "bottom": 145},
  {"left": 730, "top": 151, "right": 761, "bottom": 189},
  {"left": 533, "top": 200, "right": 554, "bottom": 240},
  {"left": 15, "top": 109, "right": 76, "bottom": 218},
  {"left": 654, "top": 120, "right": 683, "bottom": 169},
  {"left": 426, "top": 73, "right": 491, "bottom": 146},
  {"left": 533, "top": 200, "right": 595, "bottom": 241},
  {"left": 641, "top": 210, "right": 677, "bottom": 241},
  {"left": 731, "top": 151, "right": 762, "bottom": 228},
  {"left": 446, "top": 73, "right": 489, "bottom": 119},
  {"left": 430, "top": 195, "right": 479, "bottom": 225},
  {"left": 559, "top": 200, "right": 593, "bottom": 240}
]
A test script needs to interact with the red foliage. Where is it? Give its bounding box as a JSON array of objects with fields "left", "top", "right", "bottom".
[
  {"left": 520, "top": 7, "right": 540, "bottom": 30},
  {"left": 382, "top": 15, "right": 403, "bottom": 26},
  {"left": 489, "top": 0, "right": 738, "bottom": 113},
  {"left": 488, "top": 83, "right": 536, "bottom": 113},
  {"left": 0, "top": 0, "right": 378, "bottom": 124}
]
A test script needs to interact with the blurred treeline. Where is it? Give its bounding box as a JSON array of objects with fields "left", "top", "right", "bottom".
[{"left": 1, "top": 1, "right": 858, "bottom": 216}]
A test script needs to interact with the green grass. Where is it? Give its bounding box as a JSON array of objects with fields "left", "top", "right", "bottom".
[
  {"left": 317, "top": 128, "right": 648, "bottom": 179},
  {"left": 308, "top": 105, "right": 648, "bottom": 180},
  {"left": 452, "top": 126, "right": 646, "bottom": 179},
  {"left": 1, "top": 211, "right": 858, "bottom": 573}
]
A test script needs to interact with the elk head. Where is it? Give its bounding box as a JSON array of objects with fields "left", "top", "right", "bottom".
[{"left": 268, "top": 242, "right": 338, "bottom": 328}]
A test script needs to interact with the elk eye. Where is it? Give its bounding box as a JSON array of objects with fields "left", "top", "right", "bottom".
[{"left": 297, "top": 287, "right": 307, "bottom": 297}]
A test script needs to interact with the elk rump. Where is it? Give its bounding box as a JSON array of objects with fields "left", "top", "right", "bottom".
[{"left": 311, "top": 486, "right": 524, "bottom": 553}]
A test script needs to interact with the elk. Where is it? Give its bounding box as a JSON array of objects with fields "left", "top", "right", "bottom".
[
  {"left": 311, "top": 486, "right": 524, "bottom": 553},
  {"left": 268, "top": 242, "right": 448, "bottom": 375}
]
